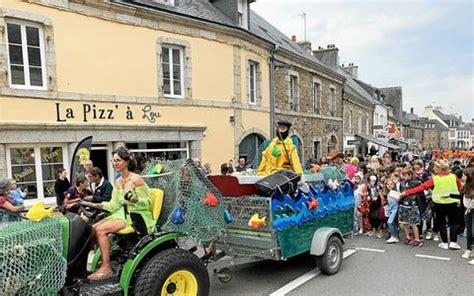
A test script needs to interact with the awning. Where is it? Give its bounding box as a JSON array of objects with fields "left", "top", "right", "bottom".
[
  {"left": 356, "top": 134, "right": 401, "bottom": 150},
  {"left": 389, "top": 137, "right": 409, "bottom": 145}
]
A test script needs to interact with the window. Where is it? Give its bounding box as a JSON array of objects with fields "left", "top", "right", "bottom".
[
  {"left": 329, "top": 88, "right": 336, "bottom": 116},
  {"left": 358, "top": 112, "right": 362, "bottom": 134},
  {"left": 6, "top": 20, "right": 46, "bottom": 89},
  {"left": 313, "top": 141, "right": 321, "bottom": 161},
  {"left": 248, "top": 60, "right": 258, "bottom": 105},
  {"left": 162, "top": 45, "right": 184, "bottom": 98},
  {"left": 238, "top": 13, "right": 243, "bottom": 26},
  {"left": 289, "top": 75, "right": 299, "bottom": 111},
  {"left": 365, "top": 114, "right": 368, "bottom": 134},
  {"left": 127, "top": 142, "right": 189, "bottom": 172},
  {"left": 7, "top": 145, "right": 67, "bottom": 201},
  {"left": 348, "top": 110, "right": 353, "bottom": 133},
  {"left": 379, "top": 114, "right": 383, "bottom": 125},
  {"left": 312, "top": 82, "right": 321, "bottom": 113}
]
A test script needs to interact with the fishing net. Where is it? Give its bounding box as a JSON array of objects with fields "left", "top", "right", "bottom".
[
  {"left": 141, "top": 159, "right": 226, "bottom": 243},
  {"left": 0, "top": 218, "right": 67, "bottom": 295}
]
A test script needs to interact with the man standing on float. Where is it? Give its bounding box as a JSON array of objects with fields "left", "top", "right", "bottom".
[{"left": 257, "top": 120, "right": 304, "bottom": 176}]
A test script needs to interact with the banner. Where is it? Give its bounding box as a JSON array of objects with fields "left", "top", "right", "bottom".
[{"left": 69, "top": 136, "right": 93, "bottom": 185}]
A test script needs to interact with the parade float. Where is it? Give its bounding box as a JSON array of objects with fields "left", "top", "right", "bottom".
[{"left": 0, "top": 150, "right": 354, "bottom": 295}]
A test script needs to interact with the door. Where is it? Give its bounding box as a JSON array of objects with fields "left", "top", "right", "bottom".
[{"left": 90, "top": 149, "right": 109, "bottom": 180}]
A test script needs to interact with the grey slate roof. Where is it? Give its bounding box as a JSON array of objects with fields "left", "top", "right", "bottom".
[
  {"left": 248, "top": 10, "right": 337, "bottom": 73},
  {"left": 432, "top": 110, "right": 464, "bottom": 126},
  {"left": 124, "top": 0, "right": 237, "bottom": 27},
  {"left": 336, "top": 66, "right": 374, "bottom": 108}
]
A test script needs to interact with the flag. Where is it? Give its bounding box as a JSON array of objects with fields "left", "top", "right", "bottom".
[{"left": 70, "top": 136, "right": 93, "bottom": 185}]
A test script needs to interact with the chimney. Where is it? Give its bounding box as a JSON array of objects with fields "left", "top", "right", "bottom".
[
  {"left": 312, "top": 44, "right": 339, "bottom": 69},
  {"left": 342, "top": 62, "right": 359, "bottom": 78},
  {"left": 410, "top": 107, "right": 414, "bottom": 114},
  {"left": 298, "top": 40, "right": 312, "bottom": 54},
  {"left": 291, "top": 35, "right": 297, "bottom": 42}
]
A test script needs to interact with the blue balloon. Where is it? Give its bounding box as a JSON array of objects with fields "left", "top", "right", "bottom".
[{"left": 171, "top": 206, "right": 186, "bottom": 225}]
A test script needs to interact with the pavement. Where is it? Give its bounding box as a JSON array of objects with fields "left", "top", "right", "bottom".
[{"left": 209, "top": 235, "right": 473, "bottom": 296}]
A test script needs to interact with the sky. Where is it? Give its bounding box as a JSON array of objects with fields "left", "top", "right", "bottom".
[{"left": 252, "top": 0, "right": 473, "bottom": 121}]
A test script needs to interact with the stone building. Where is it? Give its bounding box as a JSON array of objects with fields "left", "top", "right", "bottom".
[
  {"left": 338, "top": 64, "right": 374, "bottom": 156},
  {"left": 250, "top": 15, "right": 346, "bottom": 162}
]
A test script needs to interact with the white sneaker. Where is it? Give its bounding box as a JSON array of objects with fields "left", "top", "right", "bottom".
[
  {"left": 438, "top": 243, "right": 449, "bottom": 250},
  {"left": 386, "top": 237, "right": 398, "bottom": 244},
  {"left": 425, "top": 232, "right": 433, "bottom": 240},
  {"left": 449, "top": 242, "right": 461, "bottom": 250},
  {"left": 462, "top": 250, "right": 472, "bottom": 259},
  {"left": 469, "top": 259, "right": 474, "bottom": 265},
  {"left": 433, "top": 234, "right": 440, "bottom": 241}
]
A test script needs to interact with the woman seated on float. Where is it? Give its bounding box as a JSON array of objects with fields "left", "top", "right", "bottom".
[{"left": 81, "top": 147, "right": 154, "bottom": 281}]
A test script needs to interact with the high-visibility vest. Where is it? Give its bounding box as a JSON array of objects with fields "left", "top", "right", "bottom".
[{"left": 432, "top": 174, "right": 460, "bottom": 204}]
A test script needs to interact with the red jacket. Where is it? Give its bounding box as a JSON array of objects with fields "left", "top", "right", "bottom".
[{"left": 402, "top": 171, "right": 463, "bottom": 197}]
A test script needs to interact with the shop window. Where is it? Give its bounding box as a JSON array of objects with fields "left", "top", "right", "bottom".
[
  {"left": 6, "top": 20, "right": 47, "bottom": 89},
  {"left": 313, "top": 141, "right": 321, "bottom": 161},
  {"left": 162, "top": 45, "right": 184, "bottom": 98},
  {"left": 7, "top": 145, "right": 67, "bottom": 201},
  {"left": 127, "top": 142, "right": 189, "bottom": 172}
]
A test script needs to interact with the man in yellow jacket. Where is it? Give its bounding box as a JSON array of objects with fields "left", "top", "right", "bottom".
[{"left": 257, "top": 120, "right": 303, "bottom": 176}]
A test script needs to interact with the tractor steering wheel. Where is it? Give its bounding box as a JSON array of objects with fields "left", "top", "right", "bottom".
[{"left": 78, "top": 201, "right": 109, "bottom": 220}]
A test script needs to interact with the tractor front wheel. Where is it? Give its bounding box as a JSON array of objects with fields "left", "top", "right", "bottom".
[{"left": 134, "top": 248, "right": 209, "bottom": 296}]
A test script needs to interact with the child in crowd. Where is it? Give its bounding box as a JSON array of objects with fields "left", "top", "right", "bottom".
[
  {"left": 384, "top": 179, "right": 400, "bottom": 243},
  {"left": 353, "top": 173, "right": 365, "bottom": 234},
  {"left": 8, "top": 179, "right": 27, "bottom": 206},
  {"left": 367, "top": 175, "right": 384, "bottom": 238},
  {"left": 399, "top": 168, "right": 423, "bottom": 247}
]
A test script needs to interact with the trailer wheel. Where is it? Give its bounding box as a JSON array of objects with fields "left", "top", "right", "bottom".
[
  {"left": 215, "top": 268, "right": 232, "bottom": 284},
  {"left": 315, "top": 235, "right": 343, "bottom": 275},
  {"left": 134, "top": 248, "right": 210, "bottom": 296}
]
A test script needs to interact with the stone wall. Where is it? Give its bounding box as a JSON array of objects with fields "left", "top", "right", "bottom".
[
  {"left": 343, "top": 99, "right": 373, "bottom": 136},
  {"left": 422, "top": 129, "right": 439, "bottom": 149},
  {"left": 274, "top": 66, "right": 343, "bottom": 161}
]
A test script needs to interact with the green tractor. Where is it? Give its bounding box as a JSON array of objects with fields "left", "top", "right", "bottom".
[
  {"left": 61, "top": 190, "right": 209, "bottom": 295},
  {"left": 1, "top": 160, "right": 223, "bottom": 295}
]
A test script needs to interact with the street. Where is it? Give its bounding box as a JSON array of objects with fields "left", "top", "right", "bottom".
[{"left": 210, "top": 235, "right": 473, "bottom": 296}]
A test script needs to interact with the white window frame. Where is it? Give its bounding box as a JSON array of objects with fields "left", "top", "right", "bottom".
[
  {"left": 162, "top": 45, "right": 184, "bottom": 98},
  {"left": 6, "top": 143, "right": 69, "bottom": 205},
  {"left": 5, "top": 19, "right": 47, "bottom": 90},
  {"left": 289, "top": 75, "right": 299, "bottom": 111},
  {"left": 312, "top": 79, "right": 321, "bottom": 113},
  {"left": 358, "top": 112, "right": 362, "bottom": 134},
  {"left": 248, "top": 60, "right": 258, "bottom": 105},
  {"left": 153, "top": 0, "right": 175, "bottom": 5}
]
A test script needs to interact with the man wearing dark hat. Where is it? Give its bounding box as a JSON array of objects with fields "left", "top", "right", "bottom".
[{"left": 257, "top": 120, "right": 303, "bottom": 176}]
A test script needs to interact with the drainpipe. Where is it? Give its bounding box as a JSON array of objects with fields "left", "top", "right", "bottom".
[{"left": 269, "top": 44, "right": 279, "bottom": 138}]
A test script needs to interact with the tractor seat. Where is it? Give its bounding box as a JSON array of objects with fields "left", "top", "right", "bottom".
[{"left": 117, "top": 188, "right": 164, "bottom": 235}]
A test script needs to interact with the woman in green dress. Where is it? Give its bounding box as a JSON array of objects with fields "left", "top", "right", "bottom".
[{"left": 83, "top": 147, "right": 154, "bottom": 281}]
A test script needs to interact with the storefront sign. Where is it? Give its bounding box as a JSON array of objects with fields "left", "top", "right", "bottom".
[{"left": 55, "top": 102, "right": 161, "bottom": 123}]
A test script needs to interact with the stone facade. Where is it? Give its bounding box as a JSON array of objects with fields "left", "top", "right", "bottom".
[
  {"left": 422, "top": 128, "right": 439, "bottom": 149},
  {"left": 274, "top": 65, "right": 344, "bottom": 162},
  {"left": 343, "top": 98, "right": 373, "bottom": 154}
]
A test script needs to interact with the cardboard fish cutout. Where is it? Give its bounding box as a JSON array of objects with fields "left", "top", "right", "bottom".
[
  {"left": 203, "top": 192, "right": 219, "bottom": 207},
  {"left": 248, "top": 213, "right": 266, "bottom": 228}
]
